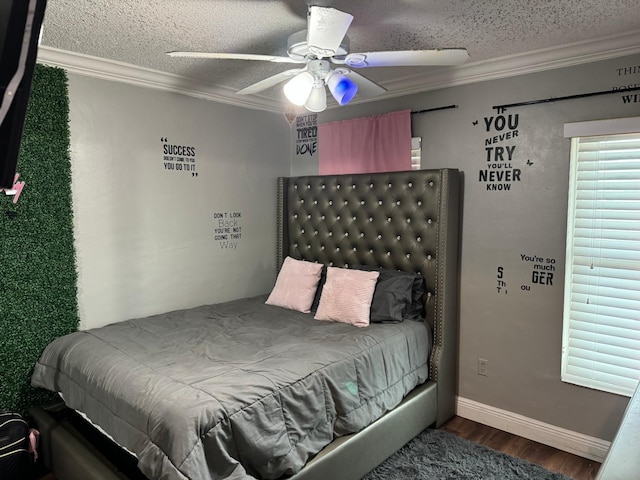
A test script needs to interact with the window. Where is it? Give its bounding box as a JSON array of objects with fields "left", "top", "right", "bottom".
[
  {"left": 411, "top": 137, "right": 421, "bottom": 170},
  {"left": 562, "top": 117, "right": 640, "bottom": 397}
]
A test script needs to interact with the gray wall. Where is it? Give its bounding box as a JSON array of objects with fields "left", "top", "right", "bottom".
[
  {"left": 67, "top": 74, "right": 290, "bottom": 329},
  {"left": 293, "top": 53, "right": 640, "bottom": 441}
]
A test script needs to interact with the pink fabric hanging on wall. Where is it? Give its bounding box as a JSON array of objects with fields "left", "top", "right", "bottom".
[{"left": 318, "top": 109, "right": 412, "bottom": 175}]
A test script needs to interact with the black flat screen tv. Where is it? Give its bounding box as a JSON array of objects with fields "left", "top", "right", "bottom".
[{"left": 0, "top": 0, "right": 47, "bottom": 189}]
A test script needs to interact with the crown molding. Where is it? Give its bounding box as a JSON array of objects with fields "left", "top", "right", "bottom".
[
  {"left": 36, "top": 46, "right": 285, "bottom": 113},
  {"left": 363, "top": 29, "right": 640, "bottom": 103},
  {"left": 37, "top": 29, "right": 640, "bottom": 113}
]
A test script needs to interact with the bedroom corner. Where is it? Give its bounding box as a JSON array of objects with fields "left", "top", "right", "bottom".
[{"left": 0, "top": 64, "right": 79, "bottom": 414}]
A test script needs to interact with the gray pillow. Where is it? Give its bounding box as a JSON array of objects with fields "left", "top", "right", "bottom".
[{"left": 353, "top": 266, "right": 425, "bottom": 322}]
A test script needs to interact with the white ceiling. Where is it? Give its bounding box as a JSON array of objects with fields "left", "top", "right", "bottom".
[{"left": 38, "top": 0, "right": 640, "bottom": 112}]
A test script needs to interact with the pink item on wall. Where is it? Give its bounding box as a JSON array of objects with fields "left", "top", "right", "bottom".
[{"left": 318, "top": 109, "right": 411, "bottom": 174}]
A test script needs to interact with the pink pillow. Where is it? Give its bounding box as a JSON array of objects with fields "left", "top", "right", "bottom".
[
  {"left": 314, "top": 267, "right": 380, "bottom": 327},
  {"left": 265, "top": 257, "right": 323, "bottom": 313}
]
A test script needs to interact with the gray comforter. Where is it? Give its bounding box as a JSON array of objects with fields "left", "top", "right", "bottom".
[{"left": 31, "top": 295, "right": 430, "bottom": 480}]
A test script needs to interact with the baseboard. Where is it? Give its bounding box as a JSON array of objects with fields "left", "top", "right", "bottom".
[{"left": 456, "top": 397, "right": 610, "bottom": 463}]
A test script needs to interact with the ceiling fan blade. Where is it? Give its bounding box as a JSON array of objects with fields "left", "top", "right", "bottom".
[
  {"left": 166, "top": 51, "right": 300, "bottom": 64},
  {"left": 337, "top": 69, "right": 387, "bottom": 98},
  {"left": 345, "top": 49, "right": 469, "bottom": 68},
  {"left": 307, "top": 6, "right": 354, "bottom": 57},
  {"left": 236, "top": 68, "right": 305, "bottom": 95}
]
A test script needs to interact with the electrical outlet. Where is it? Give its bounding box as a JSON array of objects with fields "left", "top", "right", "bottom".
[{"left": 478, "top": 358, "right": 488, "bottom": 376}]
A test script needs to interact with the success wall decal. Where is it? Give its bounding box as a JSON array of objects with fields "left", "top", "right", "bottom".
[{"left": 161, "top": 137, "right": 198, "bottom": 176}]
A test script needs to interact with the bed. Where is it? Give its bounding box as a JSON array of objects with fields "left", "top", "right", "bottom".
[{"left": 29, "top": 168, "right": 462, "bottom": 480}]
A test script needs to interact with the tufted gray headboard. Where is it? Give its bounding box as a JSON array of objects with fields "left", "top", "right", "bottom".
[{"left": 276, "top": 168, "right": 461, "bottom": 425}]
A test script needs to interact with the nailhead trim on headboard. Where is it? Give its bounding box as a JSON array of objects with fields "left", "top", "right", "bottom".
[{"left": 276, "top": 169, "right": 460, "bottom": 384}]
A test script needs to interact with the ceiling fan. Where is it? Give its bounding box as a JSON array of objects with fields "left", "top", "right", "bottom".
[{"left": 167, "top": 5, "right": 469, "bottom": 112}]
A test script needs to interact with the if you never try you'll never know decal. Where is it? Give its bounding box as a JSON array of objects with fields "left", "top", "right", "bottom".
[{"left": 476, "top": 110, "right": 531, "bottom": 192}]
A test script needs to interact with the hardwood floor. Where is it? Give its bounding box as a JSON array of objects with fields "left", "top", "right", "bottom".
[{"left": 441, "top": 416, "right": 601, "bottom": 480}]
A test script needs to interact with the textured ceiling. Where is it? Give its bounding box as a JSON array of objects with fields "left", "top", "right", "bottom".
[{"left": 39, "top": 0, "right": 640, "bottom": 111}]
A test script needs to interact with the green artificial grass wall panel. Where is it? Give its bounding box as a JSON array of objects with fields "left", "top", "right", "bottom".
[{"left": 0, "top": 65, "right": 78, "bottom": 413}]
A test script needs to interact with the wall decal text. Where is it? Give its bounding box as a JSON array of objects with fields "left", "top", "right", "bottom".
[
  {"left": 161, "top": 137, "right": 198, "bottom": 176},
  {"left": 477, "top": 109, "right": 525, "bottom": 192},
  {"left": 213, "top": 211, "right": 242, "bottom": 250},
  {"left": 496, "top": 266, "right": 507, "bottom": 294},
  {"left": 295, "top": 114, "right": 317, "bottom": 157},
  {"left": 520, "top": 253, "right": 557, "bottom": 291},
  {"left": 614, "top": 64, "right": 640, "bottom": 105}
]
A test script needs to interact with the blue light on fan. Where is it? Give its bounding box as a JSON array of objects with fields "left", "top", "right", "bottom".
[
  {"left": 334, "top": 79, "right": 358, "bottom": 104},
  {"left": 327, "top": 72, "right": 358, "bottom": 105}
]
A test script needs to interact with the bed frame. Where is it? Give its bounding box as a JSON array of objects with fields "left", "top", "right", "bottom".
[{"left": 30, "top": 168, "right": 462, "bottom": 480}]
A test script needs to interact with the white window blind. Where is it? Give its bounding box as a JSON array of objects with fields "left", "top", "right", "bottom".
[
  {"left": 562, "top": 129, "right": 640, "bottom": 397},
  {"left": 411, "top": 137, "right": 421, "bottom": 170}
]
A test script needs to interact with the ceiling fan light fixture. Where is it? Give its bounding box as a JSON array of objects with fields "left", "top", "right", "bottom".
[
  {"left": 169, "top": 7, "right": 469, "bottom": 107},
  {"left": 283, "top": 72, "right": 315, "bottom": 106},
  {"left": 304, "top": 84, "right": 327, "bottom": 112},
  {"left": 326, "top": 71, "right": 358, "bottom": 106}
]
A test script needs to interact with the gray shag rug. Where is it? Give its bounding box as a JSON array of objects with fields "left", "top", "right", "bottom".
[{"left": 362, "top": 429, "right": 571, "bottom": 480}]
